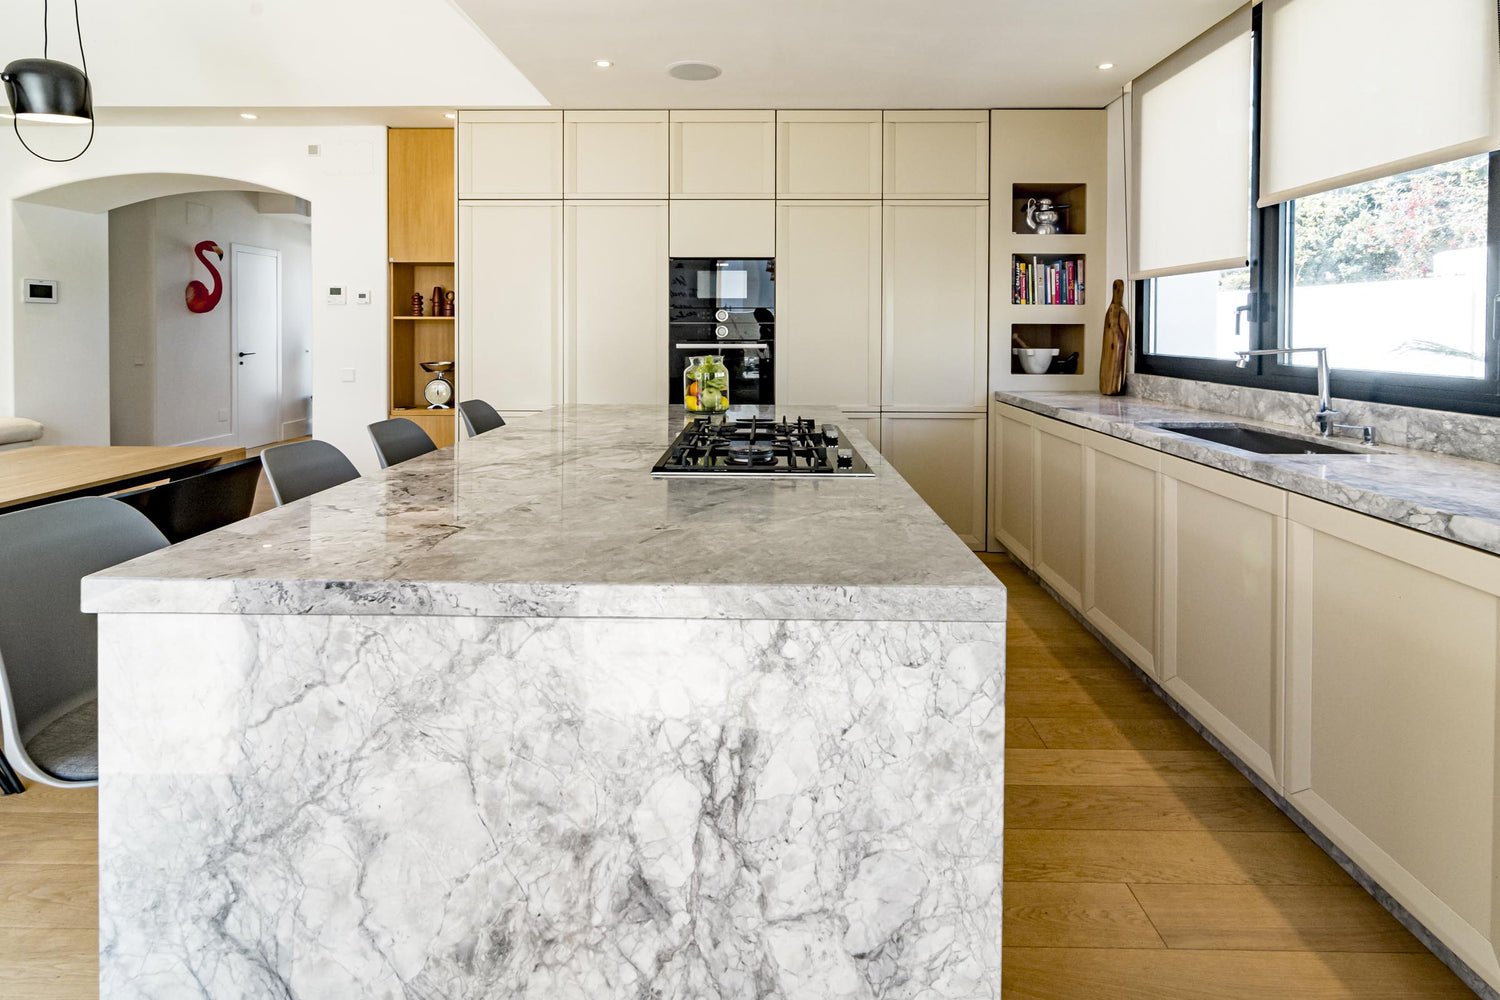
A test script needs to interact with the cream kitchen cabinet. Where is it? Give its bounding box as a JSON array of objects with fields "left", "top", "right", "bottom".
[
  {"left": 883, "top": 111, "right": 989, "bottom": 199},
  {"left": 1032, "top": 416, "right": 1086, "bottom": 606},
  {"left": 564, "top": 111, "right": 668, "bottom": 198},
  {"left": 881, "top": 201, "right": 988, "bottom": 412},
  {"left": 991, "top": 402, "right": 1037, "bottom": 565},
  {"left": 776, "top": 111, "right": 883, "bottom": 198},
  {"left": 458, "top": 201, "right": 563, "bottom": 410},
  {"left": 669, "top": 111, "right": 776, "bottom": 199},
  {"left": 1084, "top": 433, "right": 1160, "bottom": 674},
  {"left": 1160, "top": 453, "right": 1285, "bottom": 788},
  {"left": 880, "top": 412, "right": 986, "bottom": 550},
  {"left": 564, "top": 202, "right": 668, "bottom": 405},
  {"left": 1285, "top": 494, "right": 1500, "bottom": 988},
  {"left": 775, "top": 200, "right": 882, "bottom": 410},
  {"left": 668, "top": 200, "right": 776, "bottom": 257},
  {"left": 841, "top": 412, "right": 881, "bottom": 454},
  {"left": 458, "top": 111, "right": 563, "bottom": 199}
]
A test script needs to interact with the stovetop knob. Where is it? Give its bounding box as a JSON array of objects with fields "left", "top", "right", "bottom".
[{"left": 837, "top": 448, "right": 854, "bottom": 468}]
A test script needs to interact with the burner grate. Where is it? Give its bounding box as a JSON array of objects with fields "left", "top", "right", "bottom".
[{"left": 652, "top": 416, "right": 872, "bottom": 477}]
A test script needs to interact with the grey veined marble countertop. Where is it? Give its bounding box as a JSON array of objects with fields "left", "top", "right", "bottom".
[
  {"left": 996, "top": 389, "right": 1500, "bottom": 556},
  {"left": 83, "top": 405, "right": 1004, "bottom": 622}
]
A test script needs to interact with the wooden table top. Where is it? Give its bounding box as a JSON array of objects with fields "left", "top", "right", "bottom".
[{"left": 0, "top": 445, "right": 247, "bottom": 511}]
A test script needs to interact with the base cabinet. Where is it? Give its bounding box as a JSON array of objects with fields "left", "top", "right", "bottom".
[
  {"left": 991, "top": 404, "right": 1037, "bottom": 564},
  {"left": 1160, "top": 455, "right": 1285, "bottom": 788},
  {"left": 1084, "top": 434, "right": 1159, "bottom": 674},
  {"left": 1033, "top": 418, "right": 1086, "bottom": 606},
  {"left": 1286, "top": 494, "right": 1500, "bottom": 986},
  {"left": 880, "top": 413, "right": 986, "bottom": 550}
]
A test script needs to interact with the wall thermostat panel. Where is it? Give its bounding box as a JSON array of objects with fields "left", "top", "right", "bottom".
[
  {"left": 326, "top": 285, "right": 346, "bottom": 304},
  {"left": 23, "top": 279, "right": 58, "bottom": 304}
]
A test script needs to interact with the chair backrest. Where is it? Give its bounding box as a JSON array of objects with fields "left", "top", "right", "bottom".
[
  {"left": 260, "top": 439, "right": 360, "bottom": 505},
  {"left": 458, "top": 398, "right": 506, "bottom": 437},
  {"left": 114, "top": 455, "right": 264, "bottom": 543},
  {"left": 368, "top": 417, "right": 438, "bottom": 468},
  {"left": 0, "top": 498, "right": 167, "bottom": 740}
]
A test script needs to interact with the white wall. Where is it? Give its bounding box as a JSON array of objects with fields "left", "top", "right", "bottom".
[
  {"left": 1106, "top": 93, "right": 1132, "bottom": 370},
  {"left": 108, "top": 201, "right": 155, "bottom": 445},
  {"left": 11, "top": 202, "right": 110, "bottom": 445},
  {"left": 108, "top": 191, "right": 313, "bottom": 447},
  {"left": 1, "top": 125, "right": 390, "bottom": 472}
]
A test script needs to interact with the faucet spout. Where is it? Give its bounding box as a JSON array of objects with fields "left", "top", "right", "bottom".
[{"left": 1233, "top": 347, "right": 1337, "bottom": 435}]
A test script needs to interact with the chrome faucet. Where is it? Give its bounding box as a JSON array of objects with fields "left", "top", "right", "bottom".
[{"left": 1235, "top": 347, "right": 1338, "bottom": 436}]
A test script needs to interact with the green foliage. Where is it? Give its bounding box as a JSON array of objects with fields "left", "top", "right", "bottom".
[{"left": 1291, "top": 155, "right": 1488, "bottom": 286}]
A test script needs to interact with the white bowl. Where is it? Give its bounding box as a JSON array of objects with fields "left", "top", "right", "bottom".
[{"left": 1013, "top": 347, "right": 1059, "bottom": 375}]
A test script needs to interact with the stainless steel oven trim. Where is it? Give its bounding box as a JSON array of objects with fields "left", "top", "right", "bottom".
[{"left": 673, "top": 343, "right": 771, "bottom": 350}]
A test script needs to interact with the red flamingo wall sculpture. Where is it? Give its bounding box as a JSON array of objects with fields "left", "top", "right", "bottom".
[{"left": 185, "top": 241, "right": 224, "bottom": 314}]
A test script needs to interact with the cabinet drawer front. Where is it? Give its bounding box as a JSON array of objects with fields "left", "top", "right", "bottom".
[{"left": 668, "top": 201, "right": 775, "bottom": 257}]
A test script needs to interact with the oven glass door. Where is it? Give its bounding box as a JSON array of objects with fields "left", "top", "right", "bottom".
[
  {"left": 669, "top": 258, "right": 775, "bottom": 325},
  {"left": 668, "top": 341, "right": 774, "bottom": 406}
]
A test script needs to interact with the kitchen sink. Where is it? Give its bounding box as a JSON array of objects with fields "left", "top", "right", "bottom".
[{"left": 1148, "top": 422, "right": 1366, "bottom": 455}]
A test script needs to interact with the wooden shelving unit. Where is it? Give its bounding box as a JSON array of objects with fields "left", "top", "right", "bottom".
[
  {"left": 387, "top": 128, "right": 457, "bottom": 448},
  {"left": 990, "top": 111, "right": 1108, "bottom": 392}
]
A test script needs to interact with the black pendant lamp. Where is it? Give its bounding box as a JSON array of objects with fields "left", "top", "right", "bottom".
[{"left": 2, "top": 0, "right": 94, "bottom": 162}]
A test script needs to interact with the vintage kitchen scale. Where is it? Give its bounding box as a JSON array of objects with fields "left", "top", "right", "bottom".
[{"left": 420, "top": 361, "right": 454, "bottom": 408}]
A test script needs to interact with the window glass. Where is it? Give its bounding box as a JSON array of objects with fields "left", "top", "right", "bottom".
[
  {"left": 1148, "top": 267, "right": 1251, "bottom": 361},
  {"left": 1288, "top": 154, "right": 1490, "bottom": 379}
]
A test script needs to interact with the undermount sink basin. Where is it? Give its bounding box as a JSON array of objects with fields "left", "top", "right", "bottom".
[{"left": 1148, "top": 422, "right": 1366, "bottom": 455}]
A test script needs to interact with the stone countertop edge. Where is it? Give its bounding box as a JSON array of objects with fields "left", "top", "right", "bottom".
[{"left": 995, "top": 389, "right": 1500, "bottom": 557}]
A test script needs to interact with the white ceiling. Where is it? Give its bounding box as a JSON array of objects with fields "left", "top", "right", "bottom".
[{"left": 454, "top": 0, "right": 1243, "bottom": 109}]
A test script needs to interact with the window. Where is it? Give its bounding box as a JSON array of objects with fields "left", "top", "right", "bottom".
[
  {"left": 1287, "top": 155, "right": 1490, "bottom": 380},
  {"left": 1146, "top": 267, "right": 1250, "bottom": 361}
]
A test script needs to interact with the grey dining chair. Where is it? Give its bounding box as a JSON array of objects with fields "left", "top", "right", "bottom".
[
  {"left": 260, "top": 439, "right": 360, "bottom": 505},
  {"left": 458, "top": 398, "right": 506, "bottom": 437},
  {"left": 114, "top": 455, "right": 264, "bottom": 543},
  {"left": 368, "top": 417, "right": 438, "bottom": 468},
  {"left": 0, "top": 497, "right": 169, "bottom": 791}
]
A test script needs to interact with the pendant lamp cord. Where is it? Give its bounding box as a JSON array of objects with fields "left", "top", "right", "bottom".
[{"left": 12, "top": 0, "right": 94, "bottom": 163}]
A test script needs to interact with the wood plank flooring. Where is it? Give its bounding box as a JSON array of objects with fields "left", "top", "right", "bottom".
[
  {"left": 985, "top": 552, "right": 1476, "bottom": 997},
  {"left": 0, "top": 551, "right": 1476, "bottom": 997}
]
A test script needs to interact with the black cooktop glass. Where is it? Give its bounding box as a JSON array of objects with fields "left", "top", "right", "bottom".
[{"left": 652, "top": 417, "right": 874, "bottom": 477}]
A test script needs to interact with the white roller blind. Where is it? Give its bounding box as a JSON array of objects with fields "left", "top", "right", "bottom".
[
  {"left": 1130, "top": 6, "right": 1253, "bottom": 280},
  {"left": 1260, "top": 0, "right": 1500, "bottom": 207}
]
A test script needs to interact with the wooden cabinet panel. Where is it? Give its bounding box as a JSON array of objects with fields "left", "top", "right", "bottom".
[
  {"left": 565, "top": 202, "right": 668, "bottom": 404},
  {"left": 881, "top": 201, "right": 988, "bottom": 411},
  {"left": 776, "top": 111, "right": 882, "bottom": 198},
  {"left": 668, "top": 200, "right": 775, "bottom": 257},
  {"left": 1033, "top": 418, "right": 1085, "bottom": 605},
  {"left": 883, "top": 111, "right": 989, "bottom": 198},
  {"left": 1285, "top": 494, "right": 1500, "bottom": 984},
  {"left": 775, "top": 201, "right": 881, "bottom": 410},
  {"left": 392, "top": 410, "right": 456, "bottom": 449},
  {"left": 669, "top": 111, "right": 775, "bottom": 198},
  {"left": 840, "top": 411, "right": 881, "bottom": 455},
  {"left": 1084, "top": 431, "right": 1159, "bottom": 674},
  {"left": 388, "top": 129, "right": 454, "bottom": 261},
  {"left": 1160, "top": 455, "right": 1285, "bottom": 787},
  {"left": 564, "top": 111, "right": 668, "bottom": 198},
  {"left": 458, "top": 111, "right": 562, "bottom": 199},
  {"left": 880, "top": 412, "right": 986, "bottom": 549},
  {"left": 992, "top": 403, "right": 1036, "bottom": 564},
  {"left": 457, "top": 202, "right": 563, "bottom": 411}
]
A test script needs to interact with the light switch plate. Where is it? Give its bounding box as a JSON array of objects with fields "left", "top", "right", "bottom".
[{"left": 340, "top": 368, "right": 356, "bottom": 382}]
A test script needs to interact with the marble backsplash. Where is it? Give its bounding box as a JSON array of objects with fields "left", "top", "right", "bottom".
[{"left": 1130, "top": 373, "right": 1500, "bottom": 465}]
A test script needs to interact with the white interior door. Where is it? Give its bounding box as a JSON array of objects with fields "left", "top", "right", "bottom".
[{"left": 232, "top": 245, "right": 281, "bottom": 449}]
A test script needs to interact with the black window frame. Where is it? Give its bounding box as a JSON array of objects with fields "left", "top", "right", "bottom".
[{"left": 1135, "top": 4, "right": 1500, "bottom": 417}]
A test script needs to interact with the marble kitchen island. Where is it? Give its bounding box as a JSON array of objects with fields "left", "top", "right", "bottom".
[{"left": 83, "top": 405, "right": 1007, "bottom": 999}]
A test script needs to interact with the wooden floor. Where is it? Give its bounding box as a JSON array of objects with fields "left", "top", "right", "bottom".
[
  {"left": 985, "top": 553, "right": 1475, "bottom": 998},
  {"left": 0, "top": 551, "right": 1476, "bottom": 997}
]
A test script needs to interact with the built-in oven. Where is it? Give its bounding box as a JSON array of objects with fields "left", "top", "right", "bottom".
[{"left": 668, "top": 258, "right": 775, "bottom": 406}]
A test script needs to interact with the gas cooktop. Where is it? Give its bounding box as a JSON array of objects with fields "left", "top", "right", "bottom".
[{"left": 652, "top": 416, "right": 874, "bottom": 478}]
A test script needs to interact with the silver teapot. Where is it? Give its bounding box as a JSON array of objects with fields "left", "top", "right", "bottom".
[{"left": 1025, "top": 197, "right": 1063, "bottom": 235}]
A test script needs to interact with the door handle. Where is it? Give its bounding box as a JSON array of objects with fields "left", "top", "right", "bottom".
[
  {"left": 1234, "top": 303, "right": 1252, "bottom": 338},
  {"left": 673, "top": 343, "right": 769, "bottom": 350},
  {"left": 238, "top": 351, "right": 257, "bottom": 357}
]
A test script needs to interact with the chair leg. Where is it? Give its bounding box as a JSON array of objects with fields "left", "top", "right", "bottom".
[{"left": 0, "top": 747, "right": 25, "bottom": 794}]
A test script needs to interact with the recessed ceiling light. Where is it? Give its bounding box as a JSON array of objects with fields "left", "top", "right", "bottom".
[
  {"left": 1097, "top": 62, "right": 1115, "bottom": 70},
  {"left": 240, "top": 112, "right": 258, "bottom": 120},
  {"left": 667, "top": 60, "right": 721, "bottom": 81},
  {"left": 594, "top": 59, "right": 613, "bottom": 68},
  {"left": 444, "top": 112, "right": 456, "bottom": 120}
]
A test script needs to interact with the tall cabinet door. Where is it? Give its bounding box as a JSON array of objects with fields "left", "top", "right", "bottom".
[
  {"left": 565, "top": 202, "right": 668, "bottom": 405},
  {"left": 458, "top": 202, "right": 563, "bottom": 411},
  {"left": 1160, "top": 455, "right": 1286, "bottom": 788},
  {"left": 776, "top": 200, "right": 882, "bottom": 410},
  {"left": 881, "top": 201, "right": 989, "bottom": 411}
]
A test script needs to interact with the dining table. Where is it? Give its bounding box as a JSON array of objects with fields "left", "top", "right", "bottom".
[{"left": 0, "top": 444, "right": 247, "bottom": 513}]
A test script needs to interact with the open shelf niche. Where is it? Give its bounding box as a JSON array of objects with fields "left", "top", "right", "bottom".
[
  {"left": 389, "top": 261, "right": 456, "bottom": 412},
  {"left": 1011, "top": 252, "right": 1086, "bottom": 306},
  {"left": 1010, "top": 323, "right": 1086, "bottom": 375},
  {"left": 1011, "top": 182, "right": 1087, "bottom": 236}
]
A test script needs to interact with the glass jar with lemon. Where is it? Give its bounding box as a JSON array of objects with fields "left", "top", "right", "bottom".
[{"left": 683, "top": 355, "right": 730, "bottom": 413}]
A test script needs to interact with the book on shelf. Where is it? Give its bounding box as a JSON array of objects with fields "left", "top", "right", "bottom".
[{"left": 1013, "top": 255, "right": 1085, "bottom": 306}]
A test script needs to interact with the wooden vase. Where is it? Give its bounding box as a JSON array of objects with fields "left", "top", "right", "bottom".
[
  {"left": 411, "top": 293, "right": 424, "bottom": 317},
  {"left": 1100, "top": 279, "right": 1129, "bottom": 396}
]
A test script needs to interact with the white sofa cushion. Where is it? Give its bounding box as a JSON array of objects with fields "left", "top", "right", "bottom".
[{"left": 0, "top": 417, "right": 43, "bottom": 446}]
